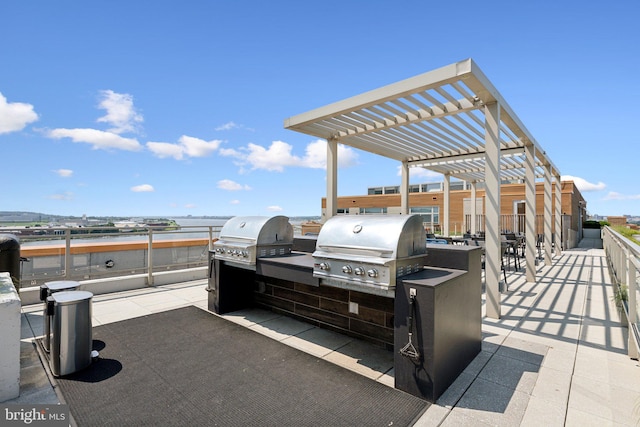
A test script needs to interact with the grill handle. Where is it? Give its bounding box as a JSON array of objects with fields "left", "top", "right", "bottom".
[{"left": 316, "top": 244, "right": 394, "bottom": 256}]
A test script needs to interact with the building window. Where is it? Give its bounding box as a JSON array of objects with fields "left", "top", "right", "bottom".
[
  {"left": 409, "top": 185, "right": 421, "bottom": 193},
  {"left": 359, "top": 207, "right": 387, "bottom": 214},
  {"left": 368, "top": 187, "right": 383, "bottom": 195},
  {"left": 450, "top": 181, "right": 466, "bottom": 191},
  {"left": 410, "top": 206, "right": 439, "bottom": 224},
  {"left": 424, "top": 183, "right": 442, "bottom": 192},
  {"left": 336, "top": 208, "right": 348, "bottom": 214},
  {"left": 384, "top": 186, "right": 398, "bottom": 194}
]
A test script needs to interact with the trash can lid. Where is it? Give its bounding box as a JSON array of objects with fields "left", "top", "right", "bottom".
[
  {"left": 44, "top": 280, "right": 81, "bottom": 292},
  {"left": 49, "top": 290, "right": 93, "bottom": 304},
  {"left": 0, "top": 234, "right": 20, "bottom": 249}
]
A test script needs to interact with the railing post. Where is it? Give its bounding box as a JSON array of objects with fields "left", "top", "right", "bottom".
[
  {"left": 64, "top": 229, "right": 71, "bottom": 279},
  {"left": 628, "top": 249, "right": 639, "bottom": 359},
  {"left": 208, "top": 226, "right": 214, "bottom": 251},
  {"left": 618, "top": 243, "right": 625, "bottom": 284},
  {"left": 147, "top": 229, "right": 154, "bottom": 286}
]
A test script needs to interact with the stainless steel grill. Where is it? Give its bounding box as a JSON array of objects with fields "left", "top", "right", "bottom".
[
  {"left": 212, "top": 216, "right": 293, "bottom": 269},
  {"left": 312, "top": 215, "right": 427, "bottom": 293}
]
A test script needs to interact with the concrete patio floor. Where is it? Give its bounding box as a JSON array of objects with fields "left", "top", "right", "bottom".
[{"left": 9, "top": 238, "right": 640, "bottom": 426}]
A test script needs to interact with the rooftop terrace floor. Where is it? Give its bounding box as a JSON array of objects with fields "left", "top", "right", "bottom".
[{"left": 11, "top": 238, "right": 640, "bottom": 426}]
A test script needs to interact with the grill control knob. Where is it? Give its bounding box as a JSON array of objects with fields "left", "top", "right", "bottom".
[
  {"left": 367, "top": 269, "right": 378, "bottom": 278},
  {"left": 354, "top": 267, "right": 365, "bottom": 276},
  {"left": 342, "top": 265, "right": 353, "bottom": 274},
  {"left": 242, "top": 251, "right": 248, "bottom": 257},
  {"left": 319, "top": 262, "right": 330, "bottom": 271},
  {"left": 227, "top": 249, "right": 233, "bottom": 254}
]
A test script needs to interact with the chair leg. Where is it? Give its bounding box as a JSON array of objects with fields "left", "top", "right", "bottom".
[{"left": 501, "top": 257, "right": 508, "bottom": 291}]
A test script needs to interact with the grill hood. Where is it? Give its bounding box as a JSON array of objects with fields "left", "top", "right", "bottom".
[
  {"left": 213, "top": 215, "right": 293, "bottom": 268},
  {"left": 312, "top": 215, "right": 427, "bottom": 294},
  {"left": 313, "top": 215, "right": 427, "bottom": 262},
  {"left": 218, "top": 215, "right": 293, "bottom": 245}
]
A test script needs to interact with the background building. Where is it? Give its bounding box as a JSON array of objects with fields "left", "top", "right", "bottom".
[{"left": 321, "top": 179, "right": 586, "bottom": 248}]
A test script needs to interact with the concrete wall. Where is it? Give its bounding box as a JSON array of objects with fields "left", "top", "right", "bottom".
[
  {"left": 0, "top": 272, "right": 20, "bottom": 402},
  {"left": 20, "top": 242, "right": 209, "bottom": 287},
  {"left": 18, "top": 266, "right": 207, "bottom": 306}
]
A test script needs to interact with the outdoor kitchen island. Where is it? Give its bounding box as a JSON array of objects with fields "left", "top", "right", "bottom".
[{"left": 207, "top": 215, "right": 482, "bottom": 402}]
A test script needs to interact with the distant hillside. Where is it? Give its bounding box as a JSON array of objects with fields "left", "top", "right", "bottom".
[{"left": 0, "top": 211, "right": 161, "bottom": 224}]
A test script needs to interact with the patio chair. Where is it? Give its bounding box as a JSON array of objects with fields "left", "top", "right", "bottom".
[{"left": 472, "top": 239, "right": 508, "bottom": 290}]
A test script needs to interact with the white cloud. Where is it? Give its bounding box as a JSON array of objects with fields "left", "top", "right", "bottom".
[
  {"left": 146, "top": 135, "right": 222, "bottom": 160},
  {"left": 48, "top": 128, "right": 143, "bottom": 151},
  {"left": 230, "top": 199, "right": 240, "bottom": 205},
  {"left": 216, "top": 121, "right": 239, "bottom": 131},
  {"left": 145, "top": 141, "right": 184, "bottom": 159},
  {"left": 180, "top": 135, "right": 222, "bottom": 157},
  {"left": 217, "top": 179, "right": 251, "bottom": 191},
  {"left": 245, "top": 141, "right": 297, "bottom": 172},
  {"left": 96, "top": 90, "right": 143, "bottom": 134},
  {"left": 131, "top": 184, "right": 154, "bottom": 192},
  {"left": 304, "top": 139, "right": 359, "bottom": 169},
  {"left": 603, "top": 192, "right": 640, "bottom": 201},
  {"left": 220, "top": 139, "right": 358, "bottom": 172},
  {"left": 0, "top": 92, "right": 38, "bottom": 134},
  {"left": 266, "top": 205, "right": 283, "bottom": 212},
  {"left": 398, "top": 166, "right": 443, "bottom": 181},
  {"left": 48, "top": 192, "right": 74, "bottom": 200},
  {"left": 185, "top": 203, "right": 197, "bottom": 209},
  {"left": 219, "top": 147, "right": 241, "bottom": 157},
  {"left": 561, "top": 175, "right": 606, "bottom": 192},
  {"left": 53, "top": 169, "right": 73, "bottom": 178}
]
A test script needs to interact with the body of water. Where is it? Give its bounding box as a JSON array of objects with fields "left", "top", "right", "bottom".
[{"left": 19, "top": 216, "right": 319, "bottom": 247}]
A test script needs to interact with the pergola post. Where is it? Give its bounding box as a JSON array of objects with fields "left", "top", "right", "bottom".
[
  {"left": 544, "top": 164, "right": 553, "bottom": 265},
  {"left": 470, "top": 180, "right": 477, "bottom": 235},
  {"left": 554, "top": 174, "right": 562, "bottom": 256},
  {"left": 484, "top": 102, "right": 501, "bottom": 319},
  {"left": 401, "top": 161, "right": 409, "bottom": 215},
  {"left": 326, "top": 138, "right": 338, "bottom": 221},
  {"left": 525, "top": 143, "right": 537, "bottom": 283},
  {"left": 443, "top": 173, "right": 450, "bottom": 236}
]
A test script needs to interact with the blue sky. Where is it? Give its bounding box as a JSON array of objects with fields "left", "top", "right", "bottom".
[{"left": 1, "top": 1, "right": 638, "bottom": 218}]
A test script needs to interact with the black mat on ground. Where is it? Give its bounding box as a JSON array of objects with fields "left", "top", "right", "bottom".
[{"left": 49, "top": 306, "right": 428, "bottom": 426}]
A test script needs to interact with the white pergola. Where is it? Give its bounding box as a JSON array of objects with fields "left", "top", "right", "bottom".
[{"left": 284, "top": 58, "right": 561, "bottom": 319}]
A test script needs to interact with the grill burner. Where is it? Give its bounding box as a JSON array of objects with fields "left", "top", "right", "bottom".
[
  {"left": 312, "top": 215, "right": 427, "bottom": 293},
  {"left": 213, "top": 216, "right": 293, "bottom": 269}
]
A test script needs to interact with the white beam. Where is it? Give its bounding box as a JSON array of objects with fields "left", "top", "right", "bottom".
[
  {"left": 484, "top": 102, "right": 501, "bottom": 319},
  {"left": 443, "top": 173, "right": 450, "bottom": 237},
  {"left": 401, "top": 161, "right": 409, "bottom": 215},
  {"left": 555, "top": 174, "right": 562, "bottom": 256},
  {"left": 326, "top": 138, "right": 338, "bottom": 221},
  {"left": 284, "top": 59, "right": 474, "bottom": 135},
  {"left": 525, "top": 143, "right": 537, "bottom": 283},
  {"left": 409, "top": 147, "right": 525, "bottom": 168},
  {"left": 544, "top": 164, "right": 553, "bottom": 266},
  {"left": 470, "top": 181, "right": 477, "bottom": 235}
]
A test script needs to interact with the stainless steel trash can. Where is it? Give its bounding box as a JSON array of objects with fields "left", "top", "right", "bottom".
[
  {"left": 46, "top": 290, "right": 93, "bottom": 377},
  {"left": 40, "top": 281, "right": 80, "bottom": 352}
]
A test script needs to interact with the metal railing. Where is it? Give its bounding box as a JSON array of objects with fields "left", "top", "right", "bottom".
[
  {"left": 428, "top": 214, "right": 548, "bottom": 236},
  {"left": 8, "top": 225, "right": 224, "bottom": 287},
  {"left": 602, "top": 226, "right": 640, "bottom": 359}
]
